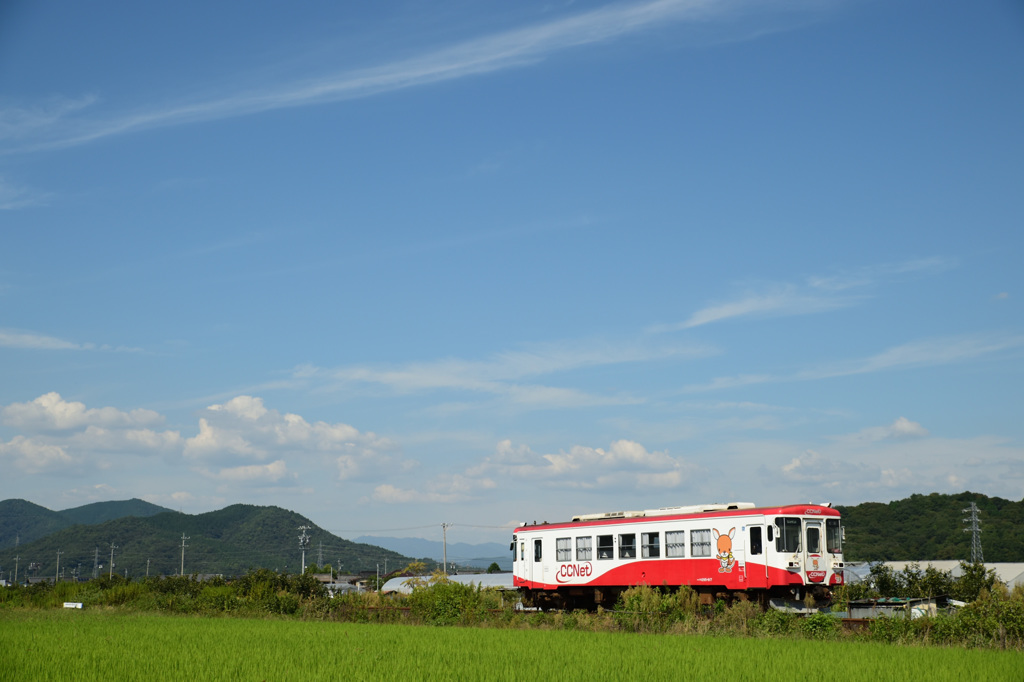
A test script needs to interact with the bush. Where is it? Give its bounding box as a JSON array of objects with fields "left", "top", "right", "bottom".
[
  {"left": 613, "top": 585, "right": 699, "bottom": 633},
  {"left": 407, "top": 580, "right": 486, "bottom": 626},
  {"left": 752, "top": 608, "right": 797, "bottom": 637},
  {"left": 800, "top": 612, "right": 841, "bottom": 640},
  {"left": 713, "top": 600, "right": 760, "bottom": 635}
]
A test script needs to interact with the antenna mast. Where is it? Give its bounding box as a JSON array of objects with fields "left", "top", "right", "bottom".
[{"left": 962, "top": 502, "right": 984, "bottom": 564}]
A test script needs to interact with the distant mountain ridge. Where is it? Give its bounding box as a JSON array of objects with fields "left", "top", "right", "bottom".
[
  {"left": 356, "top": 536, "right": 512, "bottom": 571},
  {"left": 0, "top": 500, "right": 424, "bottom": 579}
]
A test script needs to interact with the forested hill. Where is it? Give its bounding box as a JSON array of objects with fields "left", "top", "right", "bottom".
[
  {"left": 59, "top": 498, "right": 173, "bottom": 526},
  {"left": 837, "top": 492, "right": 1024, "bottom": 562},
  {"left": 0, "top": 499, "right": 69, "bottom": 549},
  {"left": 0, "top": 503, "right": 420, "bottom": 579},
  {"left": 0, "top": 498, "right": 173, "bottom": 549}
]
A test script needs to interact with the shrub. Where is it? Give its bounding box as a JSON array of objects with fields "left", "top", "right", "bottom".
[
  {"left": 407, "top": 580, "right": 485, "bottom": 626},
  {"left": 713, "top": 600, "right": 760, "bottom": 635},
  {"left": 752, "top": 608, "right": 797, "bottom": 637},
  {"left": 800, "top": 612, "right": 841, "bottom": 640},
  {"left": 613, "top": 584, "right": 699, "bottom": 633}
]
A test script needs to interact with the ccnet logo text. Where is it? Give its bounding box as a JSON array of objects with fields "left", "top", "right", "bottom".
[{"left": 555, "top": 563, "right": 594, "bottom": 583}]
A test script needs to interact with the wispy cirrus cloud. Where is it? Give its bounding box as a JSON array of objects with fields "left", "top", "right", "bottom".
[
  {"left": 296, "top": 339, "right": 713, "bottom": 408},
  {"left": 649, "top": 257, "right": 954, "bottom": 332},
  {"left": 649, "top": 286, "right": 857, "bottom": 332},
  {"left": 0, "top": 328, "right": 142, "bottom": 352},
  {"left": 0, "top": 176, "right": 51, "bottom": 209},
  {"left": 1, "top": 0, "right": 814, "bottom": 154},
  {"left": 683, "top": 332, "right": 1024, "bottom": 392}
]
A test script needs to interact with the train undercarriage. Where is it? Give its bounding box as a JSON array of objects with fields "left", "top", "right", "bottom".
[{"left": 519, "top": 583, "right": 834, "bottom": 612}]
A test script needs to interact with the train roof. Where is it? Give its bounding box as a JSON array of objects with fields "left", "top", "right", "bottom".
[{"left": 517, "top": 502, "right": 839, "bottom": 532}]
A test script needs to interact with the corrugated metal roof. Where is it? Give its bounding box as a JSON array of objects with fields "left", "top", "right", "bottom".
[
  {"left": 380, "top": 573, "right": 514, "bottom": 594},
  {"left": 881, "top": 561, "right": 1024, "bottom": 587}
]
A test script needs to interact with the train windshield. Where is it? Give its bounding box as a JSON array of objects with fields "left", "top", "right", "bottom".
[
  {"left": 806, "top": 526, "right": 820, "bottom": 554},
  {"left": 775, "top": 517, "right": 802, "bottom": 553},
  {"left": 826, "top": 519, "right": 843, "bottom": 554}
]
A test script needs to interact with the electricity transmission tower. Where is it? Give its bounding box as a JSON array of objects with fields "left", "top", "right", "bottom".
[
  {"left": 55, "top": 549, "right": 63, "bottom": 584},
  {"left": 962, "top": 502, "right": 984, "bottom": 564},
  {"left": 109, "top": 542, "right": 118, "bottom": 578}
]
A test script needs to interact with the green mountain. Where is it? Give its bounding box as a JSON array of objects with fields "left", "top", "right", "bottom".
[
  {"left": 0, "top": 498, "right": 173, "bottom": 550},
  {"left": 837, "top": 491, "right": 1024, "bottom": 562},
  {"left": 0, "top": 503, "right": 423, "bottom": 580},
  {"left": 59, "top": 498, "right": 173, "bottom": 526},
  {"left": 0, "top": 499, "right": 70, "bottom": 549}
]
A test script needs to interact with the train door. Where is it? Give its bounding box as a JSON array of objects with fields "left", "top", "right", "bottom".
[
  {"left": 530, "top": 538, "right": 542, "bottom": 585},
  {"left": 744, "top": 524, "right": 768, "bottom": 589},
  {"left": 803, "top": 521, "right": 826, "bottom": 584}
]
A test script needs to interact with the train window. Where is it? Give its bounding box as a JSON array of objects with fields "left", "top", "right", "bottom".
[
  {"left": 775, "top": 517, "right": 801, "bottom": 553},
  {"left": 641, "top": 532, "right": 660, "bottom": 558},
  {"left": 666, "top": 531, "right": 685, "bottom": 557},
  {"left": 619, "top": 534, "right": 636, "bottom": 560},
  {"left": 691, "top": 529, "right": 712, "bottom": 557},
  {"left": 806, "top": 526, "right": 820, "bottom": 554},
  {"left": 749, "top": 527, "right": 763, "bottom": 555},
  {"left": 520, "top": 542, "right": 525, "bottom": 562},
  {"left": 597, "top": 535, "right": 614, "bottom": 559},
  {"left": 767, "top": 526, "right": 774, "bottom": 543},
  {"left": 556, "top": 537, "right": 572, "bottom": 562},
  {"left": 576, "top": 536, "right": 593, "bottom": 561},
  {"left": 826, "top": 519, "right": 842, "bottom": 554},
  {"left": 534, "top": 539, "right": 542, "bottom": 562}
]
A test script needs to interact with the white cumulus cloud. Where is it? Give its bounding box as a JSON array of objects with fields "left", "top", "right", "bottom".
[{"left": 1, "top": 392, "right": 164, "bottom": 432}]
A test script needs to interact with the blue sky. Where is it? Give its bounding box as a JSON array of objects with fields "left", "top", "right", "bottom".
[{"left": 1, "top": 0, "right": 1022, "bottom": 545}]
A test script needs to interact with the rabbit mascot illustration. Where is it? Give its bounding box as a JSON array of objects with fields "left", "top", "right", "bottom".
[{"left": 713, "top": 528, "right": 736, "bottom": 573}]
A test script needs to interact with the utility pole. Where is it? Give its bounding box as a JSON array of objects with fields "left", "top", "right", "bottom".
[
  {"left": 297, "top": 526, "right": 311, "bottom": 574},
  {"left": 55, "top": 549, "right": 63, "bottom": 584},
  {"left": 441, "top": 523, "right": 451, "bottom": 576},
  {"left": 317, "top": 541, "right": 323, "bottom": 568},
  {"left": 962, "top": 502, "right": 984, "bottom": 564},
  {"left": 109, "top": 543, "right": 118, "bottom": 578},
  {"left": 180, "top": 534, "right": 190, "bottom": 576},
  {"left": 93, "top": 547, "right": 99, "bottom": 579},
  {"left": 147, "top": 558, "right": 151, "bottom": 578},
  {"left": 13, "top": 555, "right": 20, "bottom": 585}
]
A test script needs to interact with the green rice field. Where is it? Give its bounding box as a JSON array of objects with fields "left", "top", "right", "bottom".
[{"left": 1, "top": 610, "right": 1020, "bottom": 681}]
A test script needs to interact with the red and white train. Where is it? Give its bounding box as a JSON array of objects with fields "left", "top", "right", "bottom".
[{"left": 511, "top": 501, "right": 844, "bottom": 610}]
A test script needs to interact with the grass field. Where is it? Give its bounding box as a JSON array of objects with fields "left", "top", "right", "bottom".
[{"left": 1, "top": 610, "right": 1021, "bottom": 681}]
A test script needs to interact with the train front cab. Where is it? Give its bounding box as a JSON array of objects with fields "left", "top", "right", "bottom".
[{"left": 752, "top": 510, "right": 844, "bottom": 603}]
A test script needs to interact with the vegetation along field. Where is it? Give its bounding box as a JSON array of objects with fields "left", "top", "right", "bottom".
[{"left": 1, "top": 609, "right": 1021, "bottom": 682}]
